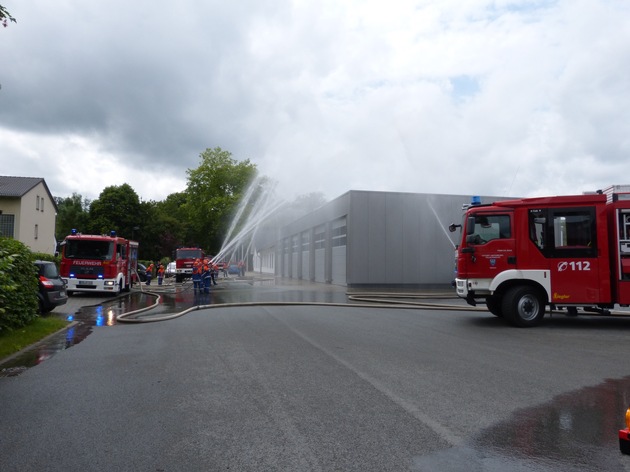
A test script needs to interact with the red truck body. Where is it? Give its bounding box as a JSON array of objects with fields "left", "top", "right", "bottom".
[
  {"left": 60, "top": 230, "right": 139, "bottom": 295},
  {"left": 452, "top": 185, "right": 630, "bottom": 326},
  {"left": 174, "top": 247, "right": 205, "bottom": 283}
]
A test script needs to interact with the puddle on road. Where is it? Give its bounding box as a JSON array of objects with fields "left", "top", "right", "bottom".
[
  {"left": 0, "top": 291, "right": 157, "bottom": 377},
  {"left": 472, "top": 377, "right": 630, "bottom": 471},
  {"left": 0, "top": 278, "right": 348, "bottom": 376},
  {"left": 413, "top": 376, "right": 630, "bottom": 471}
]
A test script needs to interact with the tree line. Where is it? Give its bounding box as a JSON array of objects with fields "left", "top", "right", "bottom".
[{"left": 54, "top": 148, "right": 257, "bottom": 261}]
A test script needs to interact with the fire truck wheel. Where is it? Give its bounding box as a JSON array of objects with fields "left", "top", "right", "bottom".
[
  {"left": 485, "top": 297, "right": 503, "bottom": 317},
  {"left": 502, "top": 286, "right": 545, "bottom": 327}
]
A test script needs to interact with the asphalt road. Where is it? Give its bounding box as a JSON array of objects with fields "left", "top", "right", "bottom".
[{"left": 2, "top": 302, "right": 630, "bottom": 471}]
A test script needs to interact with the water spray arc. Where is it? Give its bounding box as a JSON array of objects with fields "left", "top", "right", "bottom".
[
  {"left": 427, "top": 198, "right": 457, "bottom": 249},
  {"left": 221, "top": 176, "right": 274, "bottom": 250},
  {"left": 211, "top": 176, "right": 287, "bottom": 268}
]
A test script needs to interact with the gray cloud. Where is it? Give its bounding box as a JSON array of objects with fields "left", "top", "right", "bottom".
[{"left": 1, "top": 0, "right": 629, "bottom": 202}]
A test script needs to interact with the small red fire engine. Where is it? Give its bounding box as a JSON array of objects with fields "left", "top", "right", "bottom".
[{"left": 59, "top": 229, "right": 138, "bottom": 295}]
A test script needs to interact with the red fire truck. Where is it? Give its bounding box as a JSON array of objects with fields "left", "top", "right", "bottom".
[
  {"left": 174, "top": 247, "right": 205, "bottom": 283},
  {"left": 59, "top": 229, "right": 139, "bottom": 295},
  {"left": 450, "top": 185, "right": 630, "bottom": 327}
]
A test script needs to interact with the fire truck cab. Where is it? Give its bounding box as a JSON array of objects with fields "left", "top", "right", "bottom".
[
  {"left": 60, "top": 230, "right": 138, "bottom": 295},
  {"left": 174, "top": 247, "right": 205, "bottom": 283},
  {"left": 450, "top": 186, "right": 630, "bottom": 326}
]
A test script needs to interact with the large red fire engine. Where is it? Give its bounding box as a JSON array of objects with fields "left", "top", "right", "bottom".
[
  {"left": 59, "top": 229, "right": 139, "bottom": 295},
  {"left": 450, "top": 185, "right": 630, "bottom": 327},
  {"left": 174, "top": 247, "right": 205, "bottom": 283}
]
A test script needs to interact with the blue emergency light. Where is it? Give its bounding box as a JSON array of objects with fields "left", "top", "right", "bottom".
[{"left": 471, "top": 196, "right": 481, "bottom": 205}]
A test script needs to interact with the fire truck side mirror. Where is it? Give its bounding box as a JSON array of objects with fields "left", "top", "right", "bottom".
[
  {"left": 466, "top": 216, "right": 476, "bottom": 235},
  {"left": 448, "top": 223, "right": 460, "bottom": 233}
]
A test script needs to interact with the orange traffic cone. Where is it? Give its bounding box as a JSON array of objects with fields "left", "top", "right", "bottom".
[{"left": 619, "top": 406, "right": 630, "bottom": 454}]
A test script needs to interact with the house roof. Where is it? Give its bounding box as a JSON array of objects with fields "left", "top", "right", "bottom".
[{"left": 0, "top": 176, "right": 59, "bottom": 212}]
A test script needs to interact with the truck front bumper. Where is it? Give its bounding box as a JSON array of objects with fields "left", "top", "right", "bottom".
[
  {"left": 455, "top": 278, "right": 494, "bottom": 307},
  {"left": 455, "top": 278, "right": 493, "bottom": 298}
]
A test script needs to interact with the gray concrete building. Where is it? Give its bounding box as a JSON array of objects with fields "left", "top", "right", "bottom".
[{"left": 251, "top": 190, "right": 510, "bottom": 289}]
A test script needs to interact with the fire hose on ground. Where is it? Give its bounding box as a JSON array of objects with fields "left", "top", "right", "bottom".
[{"left": 116, "top": 290, "right": 495, "bottom": 324}]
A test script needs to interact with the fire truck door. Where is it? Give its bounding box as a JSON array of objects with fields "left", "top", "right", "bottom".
[
  {"left": 545, "top": 208, "right": 601, "bottom": 304},
  {"left": 549, "top": 256, "right": 601, "bottom": 304},
  {"left": 461, "top": 213, "right": 515, "bottom": 280}
]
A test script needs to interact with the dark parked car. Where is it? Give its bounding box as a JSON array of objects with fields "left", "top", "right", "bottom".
[
  {"left": 136, "top": 263, "right": 148, "bottom": 282},
  {"left": 34, "top": 260, "right": 68, "bottom": 313}
]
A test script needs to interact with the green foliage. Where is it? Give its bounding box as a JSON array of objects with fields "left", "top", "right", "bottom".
[
  {"left": 185, "top": 147, "right": 257, "bottom": 253},
  {"left": 50, "top": 147, "right": 266, "bottom": 262},
  {"left": 0, "top": 238, "right": 38, "bottom": 333},
  {"left": 124, "top": 200, "right": 178, "bottom": 261},
  {"left": 86, "top": 183, "right": 142, "bottom": 237},
  {"left": 154, "top": 192, "right": 190, "bottom": 255},
  {"left": 0, "top": 5, "right": 16, "bottom": 28},
  {"left": 55, "top": 193, "right": 90, "bottom": 241},
  {"left": 32, "top": 252, "right": 60, "bottom": 265}
]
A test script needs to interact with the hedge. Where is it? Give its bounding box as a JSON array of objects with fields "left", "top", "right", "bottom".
[{"left": 0, "top": 238, "right": 39, "bottom": 332}]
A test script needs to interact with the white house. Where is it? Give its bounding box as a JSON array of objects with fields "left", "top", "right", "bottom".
[{"left": 0, "top": 176, "right": 58, "bottom": 255}]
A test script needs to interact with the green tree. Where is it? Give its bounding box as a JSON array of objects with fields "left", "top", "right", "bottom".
[
  {"left": 132, "top": 199, "right": 185, "bottom": 262},
  {"left": 0, "top": 5, "right": 16, "bottom": 28},
  {"left": 131, "top": 200, "right": 162, "bottom": 261},
  {"left": 55, "top": 193, "right": 90, "bottom": 241},
  {"left": 153, "top": 192, "right": 190, "bottom": 257},
  {"left": 86, "top": 183, "right": 143, "bottom": 239},
  {"left": 184, "top": 147, "right": 257, "bottom": 254}
]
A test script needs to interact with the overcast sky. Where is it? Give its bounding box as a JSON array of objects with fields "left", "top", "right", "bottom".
[{"left": 1, "top": 0, "right": 629, "bottom": 204}]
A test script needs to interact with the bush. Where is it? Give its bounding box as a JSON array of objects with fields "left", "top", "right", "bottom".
[
  {"left": 0, "top": 238, "right": 39, "bottom": 333},
  {"left": 32, "top": 251, "right": 59, "bottom": 264},
  {"left": 32, "top": 251, "right": 61, "bottom": 269}
]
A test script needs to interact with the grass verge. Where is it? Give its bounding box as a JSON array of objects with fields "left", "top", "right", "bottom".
[{"left": 0, "top": 316, "right": 70, "bottom": 361}]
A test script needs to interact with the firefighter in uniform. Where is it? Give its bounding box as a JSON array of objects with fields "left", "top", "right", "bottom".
[
  {"left": 145, "top": 263, "right": 155, "bottom": 285},
  {"left": 191, "top": 258, "right": 202, "bottom": 291},
  {"left": 157, "top": 263, "right": 165, "bottom": 286},
  {"left": 202, "top": 258, "right": 212, "bottom": 293},
  {"left": 210, "top": 261, "right": 219, "bottom": 286}
]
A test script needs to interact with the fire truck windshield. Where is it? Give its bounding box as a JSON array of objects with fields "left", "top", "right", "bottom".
[
  {"left": 64, "top": 240, "right": 114, "bottom": 260},
  {"left": 176, "top": 249, "right": 203, "bottom": 259}
]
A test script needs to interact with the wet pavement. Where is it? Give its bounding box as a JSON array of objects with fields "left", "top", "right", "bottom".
[
  {"left": 2, "top": 276, "right": 630, "bottom": 471},
  {"left": 0, "top": 275, "right": 354, "bottom": 376}
]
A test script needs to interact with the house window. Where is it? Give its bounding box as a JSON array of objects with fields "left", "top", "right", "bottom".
[
  {"left": 0, "top": 214, "right": 15, "bottom": 238},
  {"left": 36, "top": 195, "right": 40, "bottom": 211},
  {"left": 41, "top": 198, "right": 44, "bottom": 212},
  {"left": 34, "top": 224, "right": 39, "bottom": 240}
]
